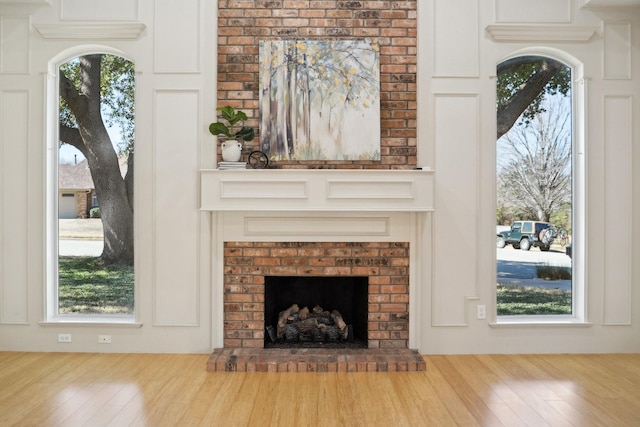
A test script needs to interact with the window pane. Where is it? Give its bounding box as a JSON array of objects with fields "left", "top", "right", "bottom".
[
  {"left": 57, "top": 54, "right": 135, "bottom": 315},
  {"left": 496, "top": 56, "right": 572, "bottom": 317}
]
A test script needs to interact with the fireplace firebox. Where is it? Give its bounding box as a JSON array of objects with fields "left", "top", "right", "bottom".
[
  {"left": 264, "top": 276, "right": 368, "bottom": 348},
  {"left": 222, "top": 241, "right": 410, "bottom": 350}
]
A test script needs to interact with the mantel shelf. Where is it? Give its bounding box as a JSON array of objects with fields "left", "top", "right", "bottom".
[
  {"left": 485, "top": 24, "right": 598, "bottom": 43},
  {"left": 33, "top": 22, "right": 147, "bottom": 40},
  {"left": 200, "top": 169, "right": 434, "bottom": 212}
]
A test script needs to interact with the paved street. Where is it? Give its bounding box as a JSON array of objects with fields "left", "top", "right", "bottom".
[
  {"left": 58, "top": 219, "right": 103, "bottom": 257},
  {"left": 497, "top": 246, "right": 572, "bottom": 290},
  {"left": 59, "top": 239, "right": 103, "bottom": 257}
]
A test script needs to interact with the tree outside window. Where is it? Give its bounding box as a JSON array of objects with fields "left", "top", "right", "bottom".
[{"left": 57, "top": 54, "right": 135, "bottom": 315}]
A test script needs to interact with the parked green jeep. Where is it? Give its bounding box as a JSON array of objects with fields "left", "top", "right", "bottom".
[{"left": 496, "top": 221, "right": 554, "bottom": 251}]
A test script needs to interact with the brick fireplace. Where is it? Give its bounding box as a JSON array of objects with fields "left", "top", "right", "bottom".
[
  {"left": 206, "top": 0, "right": 426, "bottom": 372},
  {"left": 201, "top": 169, "right": 433, "bottom": 371},
  {"left": 223, "top": 241, "right": 410, "bottom": 349}
]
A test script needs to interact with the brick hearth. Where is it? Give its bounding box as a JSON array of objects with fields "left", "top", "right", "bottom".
[{"left": 207, "top": 348, "right": 426, "bottom": 373}]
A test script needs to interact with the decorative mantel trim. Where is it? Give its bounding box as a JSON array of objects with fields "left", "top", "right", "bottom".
[
  {"left": 486, "top": 25, "right": 598, "bottom": 43},
  {"left": 34, "top": 22, "right": 146, "bottom": 40},
  {"left": 200, "top": 169, "right": 435, "bottom": 212}
]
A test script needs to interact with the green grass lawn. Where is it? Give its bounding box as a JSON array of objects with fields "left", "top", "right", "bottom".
[
  {"left": 58, "top": 257, "right": 134, "bottom": 314},
  {"left": 497, "top": 283, "right": 572, "bottom": 315},
  {"left": 58, "top": 256, "right": 570, "bottom": 317}
]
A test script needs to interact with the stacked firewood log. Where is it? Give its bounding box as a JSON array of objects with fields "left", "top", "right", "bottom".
[{"left": 274, "top": 304, "right": 349, "bottom": 343}]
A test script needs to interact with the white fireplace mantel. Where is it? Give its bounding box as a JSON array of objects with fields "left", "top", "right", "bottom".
[
  {"left": 200, "top": 168, "right": 434, "bottom": 351},
  {"left": 199, "top": 169, "right": 434, "bottom": 212}
]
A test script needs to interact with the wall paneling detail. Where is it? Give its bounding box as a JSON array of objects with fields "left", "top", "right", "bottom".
[
  {"left": 603, "top": 21, "right": 632, "bottom": 80},
  {"left": 432, "top": 94, "right": 479, "bottom": 326},
  {"left": 495, "top": 0, "right": 571, "bottom": 23},
  {"left": 61, "top": 0, "right": 138, "bottom": 21},
  {"left": 603, "top": 95, "right": 632, "bottom": 325},
  {"left": 0, "top": 16, "right": 29, "bottom": 74},
  {"left": 1, "top": 90, "right": 29, "bottom": 324},
  {"left": 154, "top": 0, "right": 200, "bottom": 73},
  {"left": 433, "top": 0, "right": 479, "bottom": 77},
  {"left": 152, "top": 90, "right": 200, "bottom": 326}
]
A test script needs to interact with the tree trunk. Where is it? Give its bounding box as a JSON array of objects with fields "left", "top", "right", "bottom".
[{"left": 87, "top": 141, "right": 134, "bottom": 265}]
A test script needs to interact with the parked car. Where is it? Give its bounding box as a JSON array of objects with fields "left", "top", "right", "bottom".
[
  {"left": 496, "top": 220, "right": 554, "bottom": 251},
  {"left": 566, "top": 244, "right": 572, "bottom": 258}
]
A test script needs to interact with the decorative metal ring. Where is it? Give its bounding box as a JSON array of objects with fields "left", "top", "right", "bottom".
[{"left": 248, "top": 150, "right": 269, "bottom": 169}]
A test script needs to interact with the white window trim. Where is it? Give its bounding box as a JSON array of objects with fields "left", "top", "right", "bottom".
[{"left": 44, "top": 45, "right": 138, "bottom": 324}]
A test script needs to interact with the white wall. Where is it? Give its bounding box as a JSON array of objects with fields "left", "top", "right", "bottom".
[
  {"left": 419, "top": 0, "right": 640, "bottom": 353},
  {"left": 0, "top": 0, "right": 638, "bottom": 354},
  {"left": 0, "top": 0, "right": 216, "bottom": 353}
]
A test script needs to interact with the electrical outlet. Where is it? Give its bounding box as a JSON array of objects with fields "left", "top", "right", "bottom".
[
  {"left": 58, "top": 333, "right": 72, "bottom": 343},
  {"left": 98, "top": 335, "right": 112, "bottom": 344},
  {"left": 477, "top": 305, "right": 486, "bottom": 320}
]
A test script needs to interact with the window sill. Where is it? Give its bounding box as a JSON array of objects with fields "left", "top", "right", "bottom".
[
  {"left": 490, "top": 318, "right": 592, "bottom": 328},
  {"left": 39, "top": 316, "right": 141, "bottom": 328}
]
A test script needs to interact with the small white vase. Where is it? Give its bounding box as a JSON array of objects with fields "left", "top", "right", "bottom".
[{"left": 221, "top": 140, "right": 243, "bottom": 162}]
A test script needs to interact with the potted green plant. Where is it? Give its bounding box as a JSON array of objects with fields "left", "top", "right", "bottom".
[{"left": 209, "top": 106, "right": 255, "bottom": 162}]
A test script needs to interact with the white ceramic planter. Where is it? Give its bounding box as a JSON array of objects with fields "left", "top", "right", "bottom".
[{"left": 221, "top": 140, "right": 242, "bottom": 162}]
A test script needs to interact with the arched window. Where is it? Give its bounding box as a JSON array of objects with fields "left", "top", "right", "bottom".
[
  {"left": 46, "top": 49, "right": 136, "bottom": 322},
  {"left": 495, "top": 50, "right": 585, "bottom": 322}
]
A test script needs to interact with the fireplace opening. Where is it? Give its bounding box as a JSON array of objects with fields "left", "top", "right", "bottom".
[{"left": 264, "top": 276, "right": 368, "bottom": 348}]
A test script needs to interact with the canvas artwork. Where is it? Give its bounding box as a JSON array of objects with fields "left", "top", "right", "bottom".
[{"left": 259, "top": 39, "right": 380, "bottom": 161}]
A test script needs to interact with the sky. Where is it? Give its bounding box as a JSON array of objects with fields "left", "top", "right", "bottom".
[
  {"left": 59, "top": 124, "right": 122, "bottom": 164},
  {"left": 59, "top": 143, "right": 83, "bottom": 164},
  {"left": 496, "top": 93, "right": 571, "bottom": 173}
]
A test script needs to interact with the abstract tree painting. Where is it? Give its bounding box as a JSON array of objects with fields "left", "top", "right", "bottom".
[{"left": 259, "top": 40, "right": 380, "bottom": 161}]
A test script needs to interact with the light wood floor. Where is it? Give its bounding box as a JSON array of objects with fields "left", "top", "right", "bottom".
[{"left": 1, "top": 352, "right": 639, "bottom": 426}]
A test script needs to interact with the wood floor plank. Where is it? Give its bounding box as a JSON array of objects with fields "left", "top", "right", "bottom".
[
  {"left": 429, "top": 356, "right": 506, "bottom": 426},
  {"left": 401, "top": 372, "right": 471, "bottom": 425},
  {"left": 175, "top": 370, "right": 233, "bottom": 424},
  {"left": 268, "top": 371, "right": 302, "bottom": 425},
  {"left": 481, "top": 355, "right": 575, "bottom": 426},
  {"left": 445, "top": 355, "right": 524, "bottom": 426},
  {"left": 353, "top": 374, "right": 406, "bottom": 426},
  {"left": 497, "top": 355, "right": 574, "bottom": 423},
  {"left": 1, "top": 352, "right": 640, "bottom": 426},
  {"left": 82, "top": 383, "right": 142, "bottom": 426},
  {"left": 423, "top": 356, "right": 484, "bottom": 426},
  {"left": 550, "top": 354, "right": 640, "bottom": 425},
  {"left": 196, "top": 373, "right": 254, "bottom": 424},
  {"left": 525, "top": 354, "right": 623, "bottom": 426},
  {"left": 245, "top": 373, "right": 281, "bottom": 425}
]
